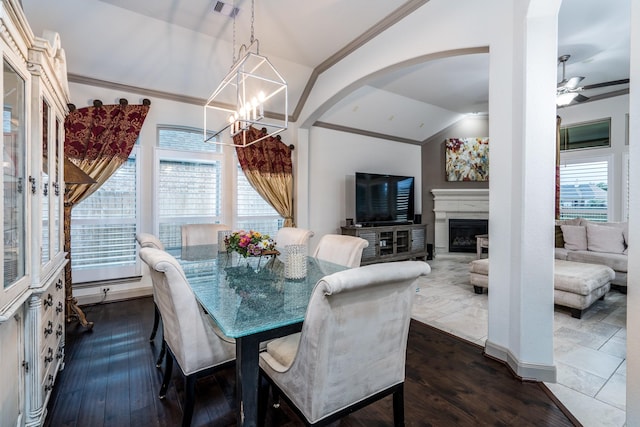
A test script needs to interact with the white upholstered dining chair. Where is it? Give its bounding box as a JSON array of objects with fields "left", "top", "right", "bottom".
[
  {"left": 138, "top": 247, "right": 235, "bottom": 427},
  {"left": 180, "top": 223, "right": 231, "bottom": 246},
  {"left": 275, "top": 227, "right": 314, "bottom": 249},
  {"left": 312, "top": 234, "right": 369, "bottom": 268},
  {"left": 259, "top": 260, "right": 430, "bottom": 426},
  {"left": 135, "top": 232, "right": 165, "bottom": 251},
  {"left": 135, "top": 232, "right": 167, "bottom": 367}
]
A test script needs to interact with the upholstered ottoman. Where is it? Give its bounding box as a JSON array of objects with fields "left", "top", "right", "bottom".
[{"left": 468, "top": 258, "right": 614, "bottom": 319}]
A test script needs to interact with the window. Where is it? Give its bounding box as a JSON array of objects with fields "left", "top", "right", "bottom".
[
  {"left": 157, "top": 126, "right": 283, "bottom": 247},
  {"left": 157, "top": 127, "right": 223, "bottom": 247},
  {"left": 157, "top": 159, "right": 222, "bottom": 247},
  {"left": 559, "top": 118, "right": 610, "bottom": 151},
  {"left": 236, "top": 164, "right": 283, "bottom": 238},
  {"left": 71, "top": 153, "right": 138, "bottom": 282},
  {"left": 559, "top": 159, "right": 608, "bottom": 222},
  {"left": 69, "top": 125, "right": 286, "bottom": 284}
]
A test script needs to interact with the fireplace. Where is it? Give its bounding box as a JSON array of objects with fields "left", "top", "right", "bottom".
[
  {"left": 449, "top": 219, "right": 488, "bottom": 253},
  {"left": 432, "top": 189, "right": 489, "bottom": 254}
]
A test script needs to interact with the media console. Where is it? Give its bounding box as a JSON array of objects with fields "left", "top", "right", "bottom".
[{"left": 341, "top": 223, "right": 428, "bottom": 265}]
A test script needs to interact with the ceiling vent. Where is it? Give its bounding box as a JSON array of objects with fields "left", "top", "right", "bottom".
[{"left": 213, "top": 1, "right": 239, "bottom": 18}]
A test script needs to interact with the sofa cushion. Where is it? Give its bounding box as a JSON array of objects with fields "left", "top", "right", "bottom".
[
  {"left": 561, "top": 225, "right": 587, "bottom": 251},
  {"left": 469, "top": 258, "right": 489, "bottom": 275},
  {"left": 554, "top": 259, "right": 614, "bottom": 295},
  {"left": 586, "top": 223, "right": 626, "bottom": 254},
  {"left": 554, "top": 248, "right": 569, "bottom": 260},
  {"left": 566, "top": 250, "right": 628, "bottom": 273}
]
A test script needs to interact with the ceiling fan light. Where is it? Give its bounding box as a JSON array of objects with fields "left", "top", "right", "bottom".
[{"left": 556, "top": 92, "right": 579, "bottom": 106}]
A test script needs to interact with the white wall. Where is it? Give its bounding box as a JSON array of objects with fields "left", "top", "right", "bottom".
[{"left": 306, "top": 127, "right": 421, "bottom": 253}]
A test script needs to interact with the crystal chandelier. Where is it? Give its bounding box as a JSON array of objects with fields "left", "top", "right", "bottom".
[{"left": 204, "top": 0, "right": 288, "bottom": 147}]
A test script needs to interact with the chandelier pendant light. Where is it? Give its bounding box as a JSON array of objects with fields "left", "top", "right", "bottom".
[{"left": 204, "top": 0, "right": 288, "bottom": 147}]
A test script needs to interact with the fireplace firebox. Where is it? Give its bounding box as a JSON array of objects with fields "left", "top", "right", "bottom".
[{"left": 449, "top": 219, "right": 488, "bottom": 253}]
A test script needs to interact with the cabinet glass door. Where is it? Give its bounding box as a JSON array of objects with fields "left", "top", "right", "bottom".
[
  {"left": 395, "top": 230, "right": 410, "bottom": 254},
  {"left": 41, "top": 99, "right": 50, "bottom": 264},
  {"left": 379, "top": 230, "right": 394, "bottom": 256},
  {"left": 3, "top": 60, "right": 26, "bottom": 288},
  {"left": 53, "top": 119, "right": 60, "bottom": 254}
]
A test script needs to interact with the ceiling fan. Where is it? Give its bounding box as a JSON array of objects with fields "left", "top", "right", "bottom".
[{"left": 556, "top": 54, "right": 630, "bottom": 107}]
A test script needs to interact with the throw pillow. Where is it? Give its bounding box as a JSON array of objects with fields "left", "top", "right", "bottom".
[
  {"left": 586, "top": 223, "right": 626, "bottom": 254},
  {"left": 623, "top": 226, "right": 629, "bottom": 254},
  {"left": 561, "top": 225, "right": 587, "bottom": 251},
  {"left": 555, "top": 217, "right": 582, "bottom": 226},
  {"left": 554, "top": 225, "right": 565, "bottom": 248}
]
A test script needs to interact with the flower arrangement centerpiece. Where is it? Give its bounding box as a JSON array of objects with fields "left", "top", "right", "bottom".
[{"left": 224, "top": 230, "right": 277, "bottom": 258}]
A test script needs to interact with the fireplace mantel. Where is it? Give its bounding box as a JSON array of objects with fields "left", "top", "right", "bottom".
[{"left": 432, "top": 189, "right": 489, "bottom": 254}]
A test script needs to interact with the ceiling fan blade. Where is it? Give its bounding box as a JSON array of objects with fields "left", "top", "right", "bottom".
[
  {"left": 565, "top": 76, "right": 584, "bottom": 90},
  {"left": 573, "top": 94, "right": 589, "bottom": 103},
  {"left": 582, "top": 78, "right": 630, "bottom": 90}
]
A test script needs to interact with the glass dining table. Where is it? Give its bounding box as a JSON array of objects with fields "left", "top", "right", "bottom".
[{"left": 168, "top": 244, "right": 347, "bottom": 427}]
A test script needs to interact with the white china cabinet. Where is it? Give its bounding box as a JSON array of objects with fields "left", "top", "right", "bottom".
[{"left": 0, "top": 1, "right": 69, "bottom": 426}]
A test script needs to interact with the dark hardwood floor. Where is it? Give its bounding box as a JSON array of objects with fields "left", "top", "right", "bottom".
[{"left": 45, "top": 297, "right": 579, "bottom": 427}]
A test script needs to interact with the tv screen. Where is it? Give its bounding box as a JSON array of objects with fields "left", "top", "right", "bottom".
[{"left": 355, "top": 172, "right": 415, "bottom": 225}]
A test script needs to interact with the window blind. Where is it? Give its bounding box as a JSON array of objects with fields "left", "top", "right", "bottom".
[
  {"left": 559, "top": 160, "right": 608, "bottom": 222},
  {"left": 158, "top": 159, "right": 222, "bottom": 247},
  {"left": 71, "top": 157, "right": 137, "bottom": 271}
]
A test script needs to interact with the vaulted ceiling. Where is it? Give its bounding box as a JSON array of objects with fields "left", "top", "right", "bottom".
[{"left": 22, "top": 0, "right": 630, "bottom": 144}]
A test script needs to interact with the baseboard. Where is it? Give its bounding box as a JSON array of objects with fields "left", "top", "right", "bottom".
[
  {"left": 76, "top": 285, "right": 152, "bottom": 306},
  {"left": 485, "top": 340, "right": 557, "bottom": 383}
]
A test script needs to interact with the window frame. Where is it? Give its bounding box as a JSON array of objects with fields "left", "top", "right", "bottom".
[
  {"left": 154, "top": 126, "right": 227, "bottom": 246},
  {"left": 71, "top": 146, "right": 141, "bottom": 284},
  {"left": 559, "top": 118, "right": 611, "bottom": 152},
  {"left": 558, "top": 154, "right": 612, "bottom": 222}
]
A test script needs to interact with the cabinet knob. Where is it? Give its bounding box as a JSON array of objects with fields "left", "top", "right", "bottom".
[
  {"left": 44, "top": 347, "right": 53, "bottom": 364},
  {"left": 29, "top": 176, "right": 37, "bottom": 194},
  {"left": 44, "top": 321, "right": 53, "bottom": 337},
  {"left": 44, "top": 294, "right": 53, "bottom": 309}
]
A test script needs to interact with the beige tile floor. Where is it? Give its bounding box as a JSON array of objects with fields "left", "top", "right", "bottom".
[{"left": 411, "top": 253, "right": 627, "bottom": 427}]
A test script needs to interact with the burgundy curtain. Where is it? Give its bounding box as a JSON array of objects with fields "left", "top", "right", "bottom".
[
  {"left": 63, "top": 99, "right": 150, "bottom": 328},
  {"left": 234, "top": 126, "right": 294, "bottom": 227},
  {"left": 64, "top": 99, "right": 150, "bottom": 205}
]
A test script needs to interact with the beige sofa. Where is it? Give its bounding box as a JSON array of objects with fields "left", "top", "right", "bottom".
[{"left": 555, "top": 218, "right": 628, "bottom": 292}]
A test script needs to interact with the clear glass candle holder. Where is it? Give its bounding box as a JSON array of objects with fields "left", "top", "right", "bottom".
[
  {"left": 218, "top": 230, "right": 231, "bottom": 252},
  {"left": 284, "top": 244, "right": 307, "bottom": 279}
]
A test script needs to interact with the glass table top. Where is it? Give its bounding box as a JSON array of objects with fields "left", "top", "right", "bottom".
[{"left": 168, "top": 244, "right": 347, "bottom": 338}]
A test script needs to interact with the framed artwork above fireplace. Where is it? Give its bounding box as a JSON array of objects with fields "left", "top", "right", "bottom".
[{"left": 445, "top": 137, "right": 489, "bottom": 181}]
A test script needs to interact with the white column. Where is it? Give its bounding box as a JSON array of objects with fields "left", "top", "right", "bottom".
[
  {"left": 24, "top": 295, "right": 43, "bottom": 426},
  {"left": 484, "top": 0, "right": 560, "bottom": 381},
  {"left": 625, "top": 0, "right": 640, "bottom": 422}
]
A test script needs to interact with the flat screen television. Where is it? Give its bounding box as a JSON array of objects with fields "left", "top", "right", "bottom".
[{"left": 355, "top": 172, "right": 415, "bottom": 226}]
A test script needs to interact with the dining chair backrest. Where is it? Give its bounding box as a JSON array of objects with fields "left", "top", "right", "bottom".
[
  {"left": 138, "top": 247, "right": 234, "bottom": 375},
  {"left": 259, "top": 260, "right": 430, "bottom": 424},
  {"left": 181, "top": 223, "right": 231, "bottom": 247},
  {"left": 275, "top": 227, "right": 314, "bottom": 249},
  {"left": 312, "top": 234, "right": 369, "bottom": 268},
  {"left": 136, "top": 232, "right": 165, "bottom": 250}
]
